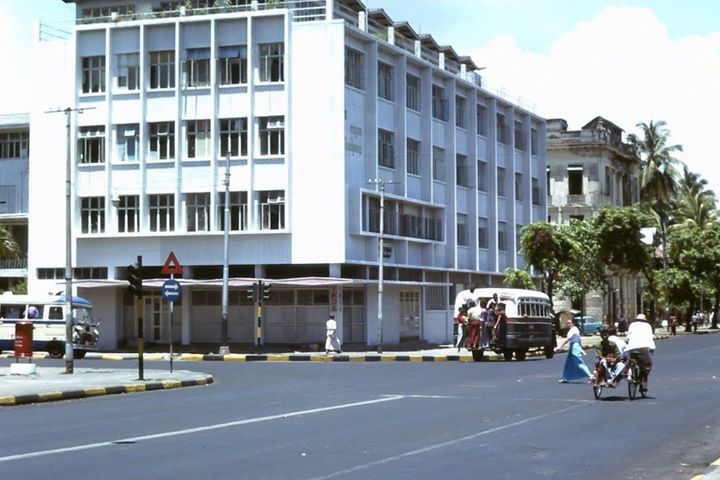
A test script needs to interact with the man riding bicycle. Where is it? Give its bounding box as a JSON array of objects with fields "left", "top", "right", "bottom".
[{"left": 622, "top": 313, "right": 656, "bottom": 393}]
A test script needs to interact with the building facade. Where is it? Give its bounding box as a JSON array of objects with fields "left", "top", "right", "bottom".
[
  {"left": 0, "top": 114, "right": 30, "bottom": 291},
  {"left": 546, "top": 116, "right": 642, "bottom": 322},
  {"left": 29, "top": 0, "right": 547, "bottom": 350}
]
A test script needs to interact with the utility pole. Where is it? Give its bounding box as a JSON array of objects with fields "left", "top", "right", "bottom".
[
  {"left": 45, "top": 106, "right": 94, "bottom": 374},
  {"left": 368, "top": 179, "right": 398, "bottom": 353},
  {"left": 220, "top": 151, "right": 231, "bottom": 355}
]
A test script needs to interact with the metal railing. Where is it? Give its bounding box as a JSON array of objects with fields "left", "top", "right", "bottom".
[
  {"left": 420, "top": 46, "right": 439, "bottom": 66},
  {"left": 0, "top": 257, "right": 27, "bottom": 270},
  {"left": 76, "top": 0, "right": 327, "bottom": 25},
  {"left": 333, "top": 1, "right": 359, "bottom": 27}
]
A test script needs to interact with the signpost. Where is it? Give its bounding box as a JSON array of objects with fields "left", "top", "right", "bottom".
[{"left": 161, "top": 252, "right": 183, "bottom": 373}]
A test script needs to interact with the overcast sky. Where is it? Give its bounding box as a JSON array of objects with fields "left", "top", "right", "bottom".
[{"left": 2, "top": 0, "right": 718, "bottom": 194}]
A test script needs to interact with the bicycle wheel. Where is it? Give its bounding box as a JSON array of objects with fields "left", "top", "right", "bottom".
[
  {"left": 593, "top": 384, "right": 603, "bottom": 399},
  {"left": 627, "top": 363, "right": 639, "bottom": 400}
]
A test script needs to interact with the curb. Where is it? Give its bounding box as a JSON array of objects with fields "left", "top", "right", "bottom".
[
  {"left": 691, "top": 457, "right": 720, "bottom": 480},
  {"left": 0, "top": 330, "right": 706, "bottom": 363},
  {"left": 101, "top": 349, "right": 547, "bottom": 363},
  {"left": 0, "top": 375, "right": 214, "bottom": 406}
]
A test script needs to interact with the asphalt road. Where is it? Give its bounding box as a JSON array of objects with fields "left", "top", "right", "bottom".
[{"left": 0, "top": 334, "right": 718, "bottom": 480}]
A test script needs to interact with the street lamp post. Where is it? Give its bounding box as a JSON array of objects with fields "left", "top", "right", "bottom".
[
  {"left": 46, "top": 106, "right": 94, "bottom": 374},
  {"left": 368, "top": 178, "right": 398, "bottom": 353},
  {"left": 220, "top": 151, "right": 231, "bottom": 355},
  {"left": 63, "top": 108, "right": 73, "bottom": 374}
]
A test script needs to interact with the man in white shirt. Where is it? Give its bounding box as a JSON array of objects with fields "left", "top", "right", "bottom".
[{"left": 624, "top": 313, "right": 655, "bottom": 392}]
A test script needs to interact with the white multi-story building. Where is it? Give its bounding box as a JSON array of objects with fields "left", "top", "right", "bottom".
[
  {"left": 29, "top": 0, "right": 547, "bottom": 350},
  {"left": 0, "top": 114, "right": 30, "bottom": 291}
]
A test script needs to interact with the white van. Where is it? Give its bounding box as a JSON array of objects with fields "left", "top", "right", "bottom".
[
  {"left": 0, "top": 293, "right": 99, "bottom": 359},
  {"left": 454, "top": 287, "right": 555, "bottom": 361}
]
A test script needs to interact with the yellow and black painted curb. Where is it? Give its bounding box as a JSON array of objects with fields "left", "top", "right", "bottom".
[
  {"left": 691, "top": 456, "right": 720, "bottom": 480},
  {"left": 0, "top": 332, "right": 679, "bottom": 363},
  {"left": 0, "top": 375, "right": 214, "bottom": 407},
  {"left": 102, "top": 350, "right": 544, "bottom": 362}
]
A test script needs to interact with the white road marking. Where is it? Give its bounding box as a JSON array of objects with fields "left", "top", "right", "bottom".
[
  {"left": 307, "top": 404, "right": 585, "bottom": 480},
  {"left": 0, "top": 395, "right": 405, "bottom": 463}
]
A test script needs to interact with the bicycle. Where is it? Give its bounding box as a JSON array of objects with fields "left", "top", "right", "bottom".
[{"left": 591, "top": 356, "right": 646, "bottom": 400}]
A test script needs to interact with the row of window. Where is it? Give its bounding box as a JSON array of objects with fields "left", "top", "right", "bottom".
[
  {"left": 81, "top": 43, "right": 283, "bottom": 94},
  {"left": 0, "top": 132, "right": 29, "bottom": 159},
  {"left": 346, "top": 48, "right": 541, "bottom": 153},
  {"left": 456, "top": 216, "right": 522, "bottom": 252},
  {"left": 80, "top": 191, "right": 285, "bottom": 234},
  {"left": 77, "top": 116, "right": 284, "bottom": 164},
  {"left": 36, "top": 267, "right": 108, "bottom": 280},
  {"left": 377, "top": 130, "right": 541, "bottom": 204}
]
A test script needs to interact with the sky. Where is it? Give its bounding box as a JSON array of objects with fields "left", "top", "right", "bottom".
[{"left": 1, "top": 0, "right": 719, "bottom": 193}]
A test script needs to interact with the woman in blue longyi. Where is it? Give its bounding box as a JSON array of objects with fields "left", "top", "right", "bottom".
[{"left": 555, "top": 318, "right": 592, "bottom": 383}]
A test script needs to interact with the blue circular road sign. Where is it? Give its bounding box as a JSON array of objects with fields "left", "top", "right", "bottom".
[{"left": 161, "top": 279, "right": 182, "bottom": 303}]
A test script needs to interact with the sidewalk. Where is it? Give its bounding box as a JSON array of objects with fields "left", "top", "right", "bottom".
[
  {"left": 0, "top": 366, "right": 213, "bottom": 406},
  {"left": 0, "top": 326, "right": 714, "bottom": 407}
]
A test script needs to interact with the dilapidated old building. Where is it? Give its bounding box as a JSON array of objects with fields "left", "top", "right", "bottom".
[{"left": 546, "top": 116, "right": 642, "bottom": 324}]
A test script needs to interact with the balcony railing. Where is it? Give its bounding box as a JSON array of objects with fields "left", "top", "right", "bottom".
[
  {"left": 77, "top": 0, "right": 327, "bottom": 25},
  {"left": 366, "top": 209, "right": 443, "bottom": 242},
  {"left": 0, "top": 257, "right": 27, "bottom": 270}
]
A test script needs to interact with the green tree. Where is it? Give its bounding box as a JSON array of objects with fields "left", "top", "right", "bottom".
[
  {"left": 503, "top": 268, "right": 535, "bottom": 290},
  {"left": 555, "top": 219, "right": 605, "bottom": 317},
  {"left": 633, "top": 120, "right": 682, "bottom": 316},
  {"left": 673, "top": 164, "right": 717, "bottom": 228},
  {"left": 0, "top": 226, "right": 19, "bottom": 259},
  {"left": 10, "top": 279, "right": 27, "bottom": 295},
  {"left": 520, "top": 222, "right": 579, "bottom": 307},
  {"left": 592, "top": 206, "right": 655, "bottom": 322},
  {"left": 668, "top": 221, "right": 720, "bottom": 329}
]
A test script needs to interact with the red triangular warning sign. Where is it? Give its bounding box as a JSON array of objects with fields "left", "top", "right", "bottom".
[{"left": 161, "top": 251, "right": 183, "bottom": 276}]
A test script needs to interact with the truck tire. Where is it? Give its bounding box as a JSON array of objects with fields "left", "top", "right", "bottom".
[
  {"left": 544, "top": 346, "right": 555, "bottom": 359},
  {"left": 503, "top": 349, "right": 513, "bottom": 361},
  {"left": 47, "top": 342, "right": 64, "bottom": 359},
  {"left": 515, "top": 349, "right": 527, "bottom": 361}
]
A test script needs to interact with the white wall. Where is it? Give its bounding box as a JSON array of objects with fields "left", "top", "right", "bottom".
[
  {"left": 28, "top": 39, "right": 73, "bottom": 295},
  {"left": 289, "top": 21, "right": 346, "bottom": 264}
]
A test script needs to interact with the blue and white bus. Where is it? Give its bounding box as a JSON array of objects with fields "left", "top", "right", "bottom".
[{"left": 0, "top": 293, "right": 99, "bottom": 359}]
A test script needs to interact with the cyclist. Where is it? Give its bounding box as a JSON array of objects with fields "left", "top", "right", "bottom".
[{"left": 623, "top": 313, "right": 656, "bottom": 393}]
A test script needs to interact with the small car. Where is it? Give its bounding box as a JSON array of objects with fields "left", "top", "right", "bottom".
[{"left": 575, "top": 315, "right": 603, "bottom": 335}]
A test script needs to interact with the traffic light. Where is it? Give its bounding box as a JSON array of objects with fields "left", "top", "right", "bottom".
[
  {"left": 262, "top": 282, "right": 272, "bottom": 301},
  {"left": 246, "top": 283, "right": 257, "bottom": 302},
  {"left": 126, "top": 260, "right": 143, "bottom": 298}
]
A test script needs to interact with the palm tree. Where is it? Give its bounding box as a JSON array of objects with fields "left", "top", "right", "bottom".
[
  {"left": 634, "top": 120, "right": 682, "bottom": 320},
  {"left": 0, "top": 226, "right": 19, "bottom": 259},
  {"left": 674, "top": 164, "right": 717, "bottom": 228}
]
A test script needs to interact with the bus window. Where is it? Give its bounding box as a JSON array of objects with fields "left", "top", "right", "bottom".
[
  {"left": 48, "top": 306, "right": 63, "bottom": 320},
  {"left": 25, "top": 305, "right": 44, "bottom": 319},
  {"left": 1, "top": 304, "right": 24, "bottom": 319}
]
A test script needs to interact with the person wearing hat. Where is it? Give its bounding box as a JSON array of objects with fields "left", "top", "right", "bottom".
[{"left": 623, "top": 313, "right": 656, "bottom": 393}]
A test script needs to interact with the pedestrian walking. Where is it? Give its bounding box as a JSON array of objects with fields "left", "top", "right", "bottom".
[
  {"left": 691, "top": 313, "right": 699, "bottom": 334},
  {"left": 325, "top": 314, "right": 342, "bottom": 354},
  {"left": 618, "top": 313, "right": 628, "bottom": 334},
  {"left": 555, "top": 318, "right": 592, "bottom": 383},
  {"left": 670, "top": 315, "right": 678, "bottom": 335},
  {"left": 455, "top": 302, "right": 469, "bottom": 352},
  {"left": 465, "top": 300, "right": 484, "bottom": 350}
]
